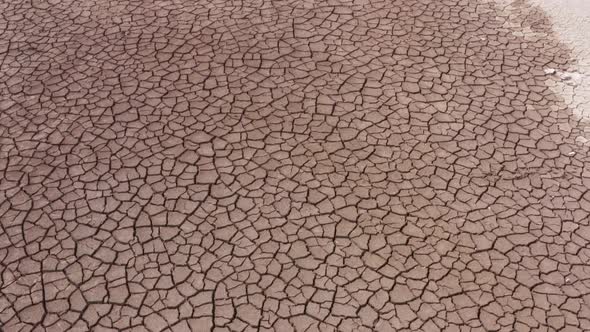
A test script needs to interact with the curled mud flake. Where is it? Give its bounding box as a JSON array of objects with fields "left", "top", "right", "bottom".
[{"left": 545, "top": 68, "right": 557, "bottom": 75}]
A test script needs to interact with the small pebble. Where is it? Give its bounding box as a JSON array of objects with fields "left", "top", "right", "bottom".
[{"left": 544, "top": 68, "right": 556, "bottom": 75}]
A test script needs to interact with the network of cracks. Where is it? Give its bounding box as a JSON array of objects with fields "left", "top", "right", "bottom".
[{"left": 1, "top": 0, "right": 590, "bottom": 331}]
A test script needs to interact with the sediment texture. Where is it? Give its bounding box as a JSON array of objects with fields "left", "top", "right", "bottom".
[{"left": 1, "top": 0, "right": 589, "bottom": 331}]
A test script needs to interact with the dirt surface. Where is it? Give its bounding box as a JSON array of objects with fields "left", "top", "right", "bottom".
[{"left": 1, "top": 0, "right": 590, "bottom": 331}]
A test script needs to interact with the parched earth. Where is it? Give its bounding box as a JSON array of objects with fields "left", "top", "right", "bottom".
[{"left": 1, "top": 0, "right": 590, "bottom": 330}]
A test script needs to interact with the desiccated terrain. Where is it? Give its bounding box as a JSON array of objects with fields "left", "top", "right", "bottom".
[{"left": 1, "top": 0, "right": 590, "bottom": 331}]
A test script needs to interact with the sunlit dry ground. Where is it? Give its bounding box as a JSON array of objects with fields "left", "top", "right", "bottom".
[{"left": 1, "top": 0, "right": 590, "bottom": 331}]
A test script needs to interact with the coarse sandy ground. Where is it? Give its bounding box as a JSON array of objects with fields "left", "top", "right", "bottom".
[{"left": 1, "top": 0, "right": 590, "bottom": 331}]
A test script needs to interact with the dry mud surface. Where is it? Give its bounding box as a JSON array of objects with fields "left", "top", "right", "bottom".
[{"left": 1, "top": 0, "right": 590, "bottom": 331}]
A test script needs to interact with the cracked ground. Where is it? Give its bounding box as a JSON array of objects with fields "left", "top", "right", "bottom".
[{"left": 2, "top": 0, "right": 590, "bottom": 330}]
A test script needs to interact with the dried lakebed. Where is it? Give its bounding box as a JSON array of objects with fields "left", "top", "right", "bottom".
[{"left": 1, "top": 0, "right": 590, "bottom": 331}]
